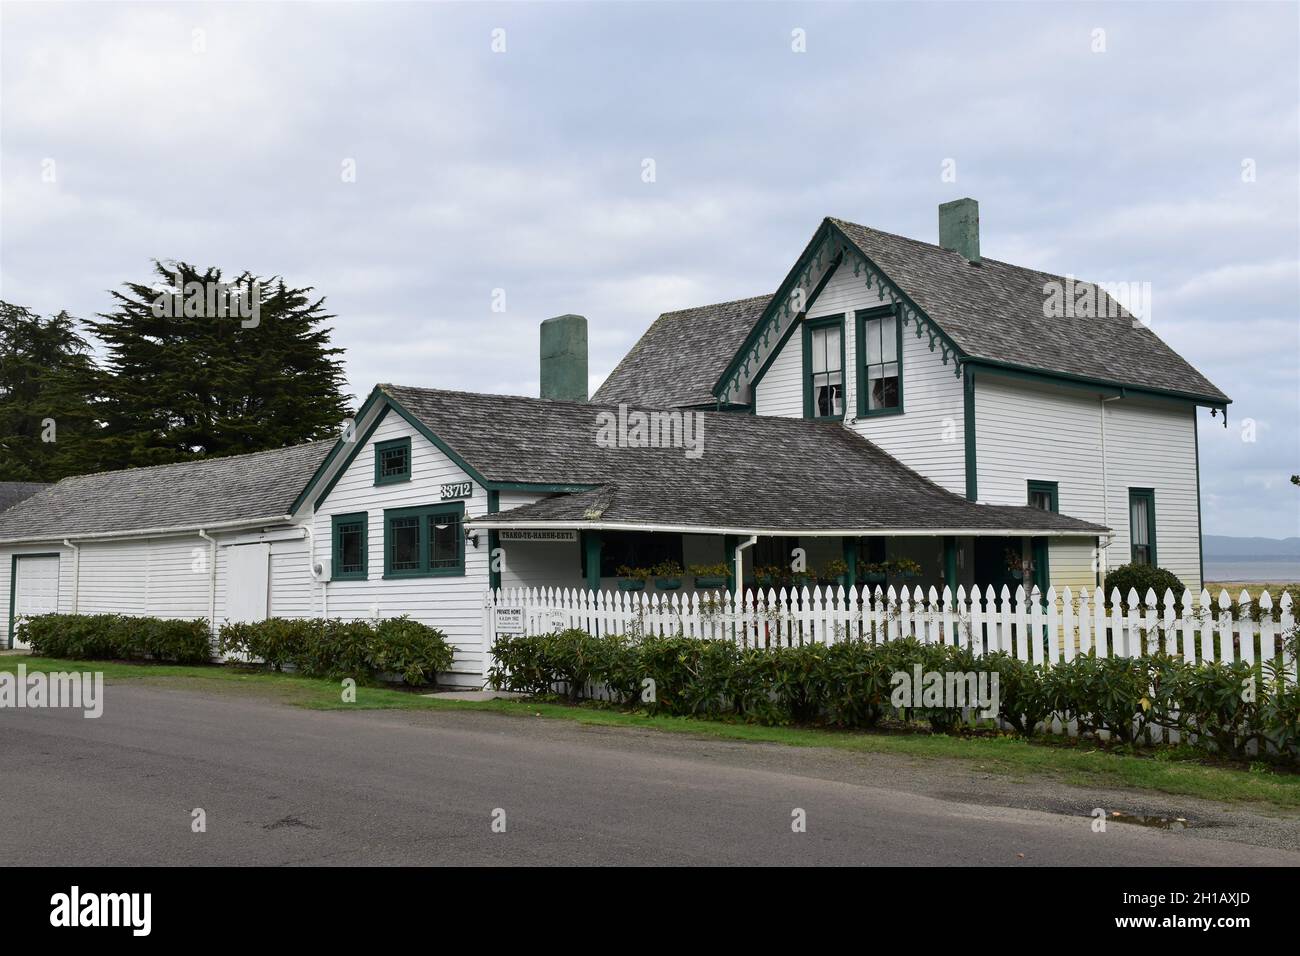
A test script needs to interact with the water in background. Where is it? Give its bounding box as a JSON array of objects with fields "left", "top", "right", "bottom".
[{"left": 1203, "top": 558, "right": 1300, "bottom": 583}]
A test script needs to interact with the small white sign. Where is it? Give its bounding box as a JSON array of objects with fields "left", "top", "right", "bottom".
[
  {"left": 495, "top": 607, "right": 524, "bottom": 635},
  {"left": 499, "top": 529, "right": 577, "bottom": 542}
]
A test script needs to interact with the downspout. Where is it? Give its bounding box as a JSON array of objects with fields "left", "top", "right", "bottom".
[
  {"left": 197, "top": 529, "right": 217, "bottom": 634},
  {"left": 303, "top": 524, "right": 326, "bottom": 620},
  {"left": 732, "top": 535, "right": 757, "bottom": 595},
  {"left": 61, "top": 539, "right": 80, "bottom": 613}
]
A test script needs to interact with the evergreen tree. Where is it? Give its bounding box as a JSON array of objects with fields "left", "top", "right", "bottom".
[
  {"left": 85, "top": 261, "right": 350, "bottom": 467},
  {"left": 0, "top": 302, "right": 101, "bottom": 481}
]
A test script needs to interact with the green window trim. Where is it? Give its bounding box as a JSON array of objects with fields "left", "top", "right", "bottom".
[
  {"left": 383, "top": 502, "right": 465, "bottom": 578},
  {"left": 1027, "top": 480, "right": 1059, "bottom": 513},
  {"left": 801, "top": 313, "right": 847, "bottom": 420},
  {"left": 1128, "top": 487, "right": 1157, "bottom": 567},
  {"left": 331, "top": 512, "right": 368, "bottom": 580},
  {"left": 374, "top": 436, "right": 412, "bottom": 485},
  {"left": 854, "top": 304, "right": 904, "bottom": 418}
]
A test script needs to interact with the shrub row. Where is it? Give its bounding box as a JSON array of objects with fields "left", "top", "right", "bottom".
[
  {"left": 217, "top": 615, "right": 454, "bottom": 685},
  {"left": 489, "top": 629, "right": 1300, "bottom": 759},
  {"left": 18, "top": 613, "right": 212, "bottom": 664}
]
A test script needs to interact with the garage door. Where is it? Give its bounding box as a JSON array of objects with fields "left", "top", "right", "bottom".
[
  {"left": 225, "top": 543, "right": 270, "bottom": 624},
  {"left": 10, "top": 554, "right": 61, "bottom": 649}
]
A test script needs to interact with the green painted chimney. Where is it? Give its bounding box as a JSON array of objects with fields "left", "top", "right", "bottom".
[
  {"left": 938, "top": 198, "right": 980, "bottom": 264},
  {"left": 540, "top": 313, "right": 588, "bottom": 402}
]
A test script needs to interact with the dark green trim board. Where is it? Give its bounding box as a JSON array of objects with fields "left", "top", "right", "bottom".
[
  {"left": 330, "top": 512, "right": 368, "bottom": 580},
  {"left": 374, "top": 436, "right": 412, "bottom": 485},
  {"left": 842, "top": 536, "right": 858, "bottom": 589},
  {"left": 378, "top": 395, "right": 492, "bottom": 489},
  {"left": 289, "top": 386, "right": 386, "bottom": 514},
  {"left": 1031, "top": 537, "right": 1050, "bottom": 598},
  {"left": 584, "top": 531, "right": 602, "bottom": 590},
  {"left": 1193, "top": 409, "right": 1204, "bottom": 586},
  {"left": 8, "top": 552, "right": 61, "bottom": 649},
  {"left": 854, "top": 304, "right": 904, "bottom": 418},
  {"left": 963, "top": 368, "right": 978, "bottom": 501},
  {"left": 962, "top": 358, "right": 1229, "bottom": 410},
  {"left": 487, "top": 490, "right": 501, "bottom": 592},
  {"left": 943, "top": 537, "right": 957, "bottom": 595},
  {"left": 1128, "top": 488, "right": 1158, "bottom": 567},
  {"left": 747, "top": 254, "right": 845, "bottom": 399},
  {"left": 1027, "top": 480, "right": 1059, "bottom": 513},
  {"left": 308, "top": 405, "right": 392, "bottom": 509},
  {"left": 382, "top": 501, "right": 466, "bottom": 579},
  {"left": 801, "top": 313, "right": 847, "bottom": 420}
]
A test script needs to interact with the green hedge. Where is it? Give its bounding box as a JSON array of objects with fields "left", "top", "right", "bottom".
[
  {"left": 489, "top": 629, "right": 1300, "bottom": 760},
  {"left": 217, "top": 615, "right": 454, "bottom": 685},
  {"left": 17, "top": 613, "right": 212, "bottom": 664}
]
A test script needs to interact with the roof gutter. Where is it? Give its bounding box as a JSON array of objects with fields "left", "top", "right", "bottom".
[
  {"left": 0, "top": 514, "right": 296, "bottom": 548},
  {"left": 469, "top": 518, "right": 1109, "bottom": 538}
]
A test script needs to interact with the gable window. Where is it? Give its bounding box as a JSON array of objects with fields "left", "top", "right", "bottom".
[
  {"left": 331, "top": 512, "right": 368, "bottom": 580},
  {"left": 1027, "top": 480, "right": 1059, "bottom": 513},
  {"left": 375, "top": 437, "right": 412, "bottom": 485},
  {"left": 802, "top": 315, "right": 845, "bottom": 419},
  {"left": 384, "top": 502, "right": 465, "bottom": 577},
  {"left": 1128, "top": 488, "right": 1156, "bottom": 566},
  {"left": 855, "top": 306, "right": 903, "bottom": 416}
]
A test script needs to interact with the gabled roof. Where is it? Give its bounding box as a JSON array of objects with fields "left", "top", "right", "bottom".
[
  {"left": 0, "top": 442, "right": 332, "bottom": 542},
  {"left": 0, "top": 482, "right": 49, "bottom": 514},
  {"left": 381, "top": 384, "right": 1106, "bottom": 535},
  {"left": 827, "top": 217, "right": 1228, "bottom": 404},
  {"left": 592, "top": 294, "right": 770, "bottom": 408}
]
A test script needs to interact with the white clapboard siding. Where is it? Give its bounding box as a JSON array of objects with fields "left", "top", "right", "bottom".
[
  {"left": 488, "top": 585, "right": 1298, "bottom": 733},
  {"left": 310, "top": 411, "right": 491, "bottom": 677},
  {"left": 752, "top": 265, "right": 966, "bottom": 494},
  {"left": 974, "top": 375, "right": 1203, "bottom": 592}
]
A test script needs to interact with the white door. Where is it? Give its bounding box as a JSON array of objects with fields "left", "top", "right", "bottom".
[
  {"left": 225, "top": 543, "right": 270, "bottom": 624},
  {"left": 11, "top": 554, "right": 61, "bottom": 649}
]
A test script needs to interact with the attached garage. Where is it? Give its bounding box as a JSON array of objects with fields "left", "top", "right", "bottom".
[{"left": 8, "top": 553, "right": 61, "bottom": 649}]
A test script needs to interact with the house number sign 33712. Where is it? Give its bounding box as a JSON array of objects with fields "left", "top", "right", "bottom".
[{"left": 440, "top": 481, "right": 473, "bottom": 500}]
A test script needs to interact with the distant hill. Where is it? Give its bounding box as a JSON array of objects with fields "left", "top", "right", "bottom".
[{"left": 1203, "top": 535, "right": 1300, "bottom": 558}]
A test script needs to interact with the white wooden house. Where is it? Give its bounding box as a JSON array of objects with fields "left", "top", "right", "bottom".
[{"left": 0, "top": 200, "right": 1228, "bottom": 682}]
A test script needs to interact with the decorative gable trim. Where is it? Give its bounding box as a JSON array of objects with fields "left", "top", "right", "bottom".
[{"left": 713, "top": 219, "right": 968, "bottom": 405}]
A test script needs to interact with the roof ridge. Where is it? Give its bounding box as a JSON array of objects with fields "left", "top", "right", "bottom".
[{"left": 51, "top": 439, "right": 333, "bottom": 485}]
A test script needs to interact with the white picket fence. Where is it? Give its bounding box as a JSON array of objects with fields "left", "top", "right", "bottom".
[{"left": 486, "top": 583, "right": 1298, "bottom": 682}]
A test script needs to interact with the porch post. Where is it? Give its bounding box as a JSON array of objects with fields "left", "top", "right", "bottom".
[
  {"left": 943, "top": 536, "right": 958, "bottom": 596},
  {"left": 723, "top": 534, "right": 738, "bottom": 594},
  {"left": 584, "top": 530, "right": 602, "bottom": 591},
  {"left": 841, "top": 536, "right": 857, "bottom": 588},
  {"left": 487, "top": 490, "right": 501, "bottom": 592}
]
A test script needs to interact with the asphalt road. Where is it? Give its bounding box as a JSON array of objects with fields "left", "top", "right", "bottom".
[{"left": 2, "top": 683, "right": 1299, "bottom": 866}]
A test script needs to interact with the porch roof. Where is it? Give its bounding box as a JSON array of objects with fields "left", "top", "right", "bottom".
[{"left": 379, "top": 385, "right": 1107, "bottom": 537}]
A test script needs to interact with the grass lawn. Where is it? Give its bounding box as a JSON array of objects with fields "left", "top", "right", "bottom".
[
  {"left": 5, "top": 655, "right": 1300, "bottom": 810},
  {"left": 1205, "top": 581, "right": 1300, "bottom": 601}
]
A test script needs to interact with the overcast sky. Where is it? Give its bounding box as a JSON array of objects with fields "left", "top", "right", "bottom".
[{"left": 2, "top": 1, "right": 1297, "bottom": 538}]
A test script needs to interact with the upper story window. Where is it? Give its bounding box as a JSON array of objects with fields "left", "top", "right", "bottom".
[
  {"left": 1129, "top": 488, "right": 1156, "bottom": 566},
  {"left": 374, "top": 437, "right": 412, "bottom": 485},
  {"left": 856, "top": 306, "right": 902, "bottom": 416},
  {"left": 1027, "top": 480, "right": 1059, "bottom": 513},
  {"left": 802, "top": 314, "right": 844, "bottom": 420}
]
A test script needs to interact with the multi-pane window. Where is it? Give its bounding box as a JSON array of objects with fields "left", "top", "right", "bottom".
[
  {"left": 383, "top": 503, "right": 464, "bottom": 577},
  {"left": 1027, "top": 480, "right": 1059, "bottom": 513},
  {"left": 1129, "top": 489, "right": 1156, "bottom": 566},
  {"left": 331, "top": 513, "right": 368, "bottom": 579},
  {"left": 860, "top": 309, "right": 901, "bottom": 414},
  {"left": 805, "top": 318, "right": 843, "bottom": 419},
  {"left": 375, "top": 437, "right": 412, "bottom": 485}
]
